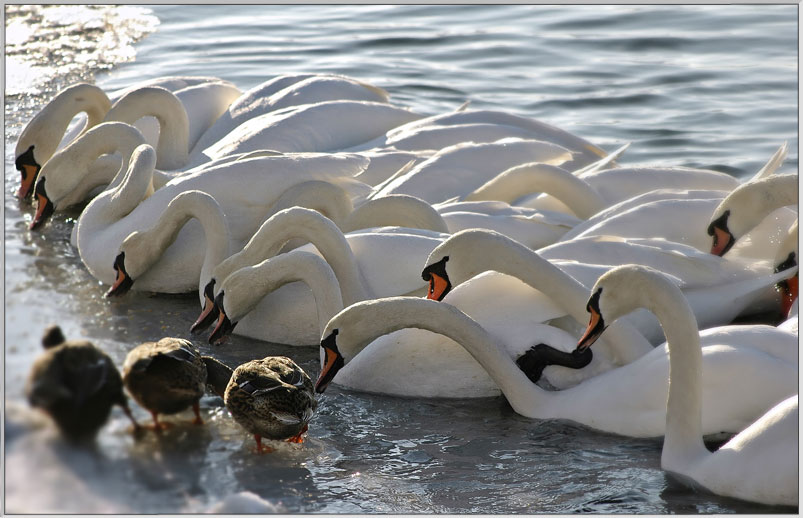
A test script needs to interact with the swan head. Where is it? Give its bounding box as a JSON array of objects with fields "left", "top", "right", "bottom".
[
  {"left": 209, "top": 291, "right": 237, "bottom": 345},
  {"left": 15, "top": 145, "right": 40, "bottom": 200},
  {"left": 191, "top": 279, "right": 219, "bottom": 334},
  {"left": 774, "top": 252, "right": 798, "bottom": 318},
  {"left": 106, "top": 251, "right": 134, "bottom": 297},
  {"left": 421, "top": 255, "right": 451, "bottom": 301},
  {"left": 576, "top": 265, "right": 683, "bottom": 352},
  {"left": 706, "top": 209, "right": 735, "bottom": 256},
  {"left": 29, "top": 177, "right": 55, "bottom": 230},
  {"left": 314, "top": 329, "right": 343, "bottom": 394}
]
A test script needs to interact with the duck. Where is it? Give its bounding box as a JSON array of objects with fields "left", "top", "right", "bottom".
[
  {"left": 191, "top": 73, "right": 391, "bottom": 155},
  {"left": 213, "top": 249, "right": 592, "bottom": 398},
  {"left": 202, "top": 355, "right": 317, "bottom": 453},
  {"left": 370, "top": 138, "right": 574, "bottom": 204},
  {"left": 121, "top": 337, "right": 208, "bottom": 430},
  {"left": 576, "top": 264, "right": 797, "bottom": 507},
  {"left": 314, "top": 296, "right": 796, "bottom": 439},
  {"left": 15, "top": 77, "right": 241, "bottom": 199},
  {"left": 707, "top": 173, "right": 798, "bottom": 256},
  {"left": 349, "top": 108, "right": 609, "bottom": 170},
  {"left": 26, "top": 325, "right": 139, "bottom": 440},
  {"left": 191, "top": 206, "right": 445, "bottom": 345},
  {"left": 37, "top": 145, "right": 370, "bottom": 293}
]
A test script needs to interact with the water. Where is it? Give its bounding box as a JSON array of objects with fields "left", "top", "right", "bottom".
[{"left": 4, "top": 4, "right": 798, "bottom": 513}]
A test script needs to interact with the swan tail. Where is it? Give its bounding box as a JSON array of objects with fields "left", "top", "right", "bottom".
[{"left": 749, "top": 142, "right": 788, "bottom": 182}]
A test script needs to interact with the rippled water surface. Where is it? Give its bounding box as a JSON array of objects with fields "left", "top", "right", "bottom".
[{"left": 4, "top": 5, "right": 798, "bottom": 514}]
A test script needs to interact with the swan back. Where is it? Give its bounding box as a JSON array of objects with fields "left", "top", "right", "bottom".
[
  {"left": 219, "top": 250, "right": 344, "bottom": 334},
  {"left": 264, "top": 180, "right": 354, "bottom": 228}
]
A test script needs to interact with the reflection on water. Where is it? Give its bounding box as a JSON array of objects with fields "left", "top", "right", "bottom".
[{"left": 4, "top": 4, "right": 798, "bottom": 514}]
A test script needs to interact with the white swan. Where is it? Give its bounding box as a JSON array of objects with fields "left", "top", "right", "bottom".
[
  {"left": 192, "top": 100, "right": 424, "bottom": 168},
  {"left": 214, "top": 254, "right": 586, "bottom": 398},
  {"left": 106, "top": 190, "right": 232, "bottom": 297},
  {"left": 192, "top": 207, "right": 446, "bottom": 346},
  {"left": 15, "top": 77, "right": 240, "bottom": 198},
  {"left": 350, "top": 109, "right": 608, "bottom": 169},
  {"left": 707, "top": 173, "right": 798, "bottom": 256},
  {"left": 371, "top": 138, "right": 574, "bottom": 204},
  {"left": 191, "top": 74, "right": 391, "bottom": 154},
  {"left": 313, "top": 296, "right": 796, "bottom": 440},
  {"left": 577, "top": 265, "right": 798, "bottom": 507},
  {"left": 72, "top": 145, "right": 371, "bottom": 293}
]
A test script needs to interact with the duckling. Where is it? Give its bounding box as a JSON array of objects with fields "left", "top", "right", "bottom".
[
  {"left": 26, "top": 325, "right": 139, "bottom": 441},
  {"left": 204, "top": 355, "right": 317, "bottom": 453},
  {"left": 122, "top": 337, "right": 207, "bottom": 430}
]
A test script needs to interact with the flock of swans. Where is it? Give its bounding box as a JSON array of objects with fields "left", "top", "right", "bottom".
[{"left": 15, "top": 72, "right": 798, "bottom": 507}]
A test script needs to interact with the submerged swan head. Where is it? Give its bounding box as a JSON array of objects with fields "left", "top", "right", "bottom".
[{"left": 106, "top": 251, "right": 134, "bottom": 297}]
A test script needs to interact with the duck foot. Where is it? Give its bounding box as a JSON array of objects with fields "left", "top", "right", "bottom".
[
  {"left": 254, "top": 434, "right": 274, "bottom": 454},
  {"left": 147, "top": 411, "right": 173, "bottom": 432},
  {"left": 286, "top": 424, "right": 309, "bottom": 444}
]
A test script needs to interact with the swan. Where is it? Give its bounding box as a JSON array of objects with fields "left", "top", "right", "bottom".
[
  {"left": 371, "top": 138, "right": 574, "bottom": 204},
  {"left": 576, "top": 265, "right": 798, "bottom": 507},
  {"left": 438, "top": 231, "right": 790, "bottom": 345},
  {"left": 105, "top": 190, "right": 232, "bottom": 297},
  {"left": 191, "top": 74, "right": 391, "bottom": 154},
  {"left": 349, "top": 109, "right": 608, "bottom": 169},
  {"left": 314, "top": 296, "right": 796, "bottom": 440},
  {"left": 210, "top": 251, "right": 589, "bottom": 398},
  {"left": 707, "top": 173, "right": 798, "bottom": 256},
  {"left": 15, "top": 77, "right": 240, "bottom": 199},
  {"left": 191, "top": 100, "right": 424, "bottom": 168},
  {"left": 191, "top": 207, "right": 446, "bottom": 346},
  {"left": 71, "top": 145, "right": 371, "bottom": 293}
]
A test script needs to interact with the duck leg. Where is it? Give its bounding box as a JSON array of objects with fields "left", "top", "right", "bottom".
[
  {"left": 191, "top": 401, "right": 204, "bottom": 425},
  {"left": 149, "top": 411, "right": 172, "bottom": 432},
  {"left": 121, "top": 403, "right": 142, "bottom": 432},
  {"left": 254, "top": 434, "right": 274, "bottom": 454},
  {"left": 286, "top": 424, "right": 308, "bottom": 444}
]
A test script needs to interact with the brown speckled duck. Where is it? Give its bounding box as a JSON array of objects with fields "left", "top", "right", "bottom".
[
  {"left": 26, "top": 325, "right": 139, "bottom": 440},
  {"left": 122, "top": 337, "right": 207, "bottom": 430},
  {"left": 204, "top": 355, "right": 317, "bottom": 453}
]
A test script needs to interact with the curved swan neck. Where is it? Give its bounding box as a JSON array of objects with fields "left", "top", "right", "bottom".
[
  {"left": 464, "top": 162, "right": 606, "bottom": 219},
  {"left": 326, "top": 297, "right": 543, "bottom": 413},
  {"left": 213, "top": 207, "right": 370, "bottom": 304},
  {"left": 39, "top": 122, "right": 147, "bottom": 206},
  {"left": 432, "top": 230, "right": 652, "bottom": 362},
  {"left": 599, "top": 267, "right": 706, "bottom": 465},
  {"left": 16, "top": 83, "right": 111, "bottom": 164},
  {"left": 265, "top": 180, "right": 354, "bottom": 227},
  {"left": 223, "top": 251, "right": 344, "bottom": 333},
  {"left": 79, "top": 144, "right": 156, "bottom": 236},
  {"left": 104, "top": 86, "right": 190, "bottom": 170},
  {"left": 344, "top": 194, "right": 449, "bottom": 233},
  {"left": 122, "top": 190, "right": 231, "bottom": 284}
]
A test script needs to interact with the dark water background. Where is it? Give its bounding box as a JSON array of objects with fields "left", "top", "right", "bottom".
[{"left": 4, "top": 4, "right": 798, "bottom": 513}]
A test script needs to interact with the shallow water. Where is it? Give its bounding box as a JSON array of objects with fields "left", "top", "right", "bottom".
[{"left": 3, "top": 4, "right": 798, "bottom": 514}]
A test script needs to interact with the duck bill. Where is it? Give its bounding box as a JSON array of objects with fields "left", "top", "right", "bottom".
[
  {"left": 710, "top": 227, "right": 735, "bottom": 256},
  {"left": 576, "top": 308, "right": 605, "bottom": 352},
  {"left": 315, "top": 331, "right": 344, "bottom": 393},
  {"left": 778, "top": 273, "right": 798, "bottom": 318},
  {"left": 29, "top": 185, "right": 54, "bottom": 230},
  {"left": 191, "top": 280, "right": 219, "bottom": 334},
  {"left": 208, "top": 309, "right": 236, "bottom": 345},
  {"left": 106, "top": 252, "right": 134, "bottom": 297}
]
